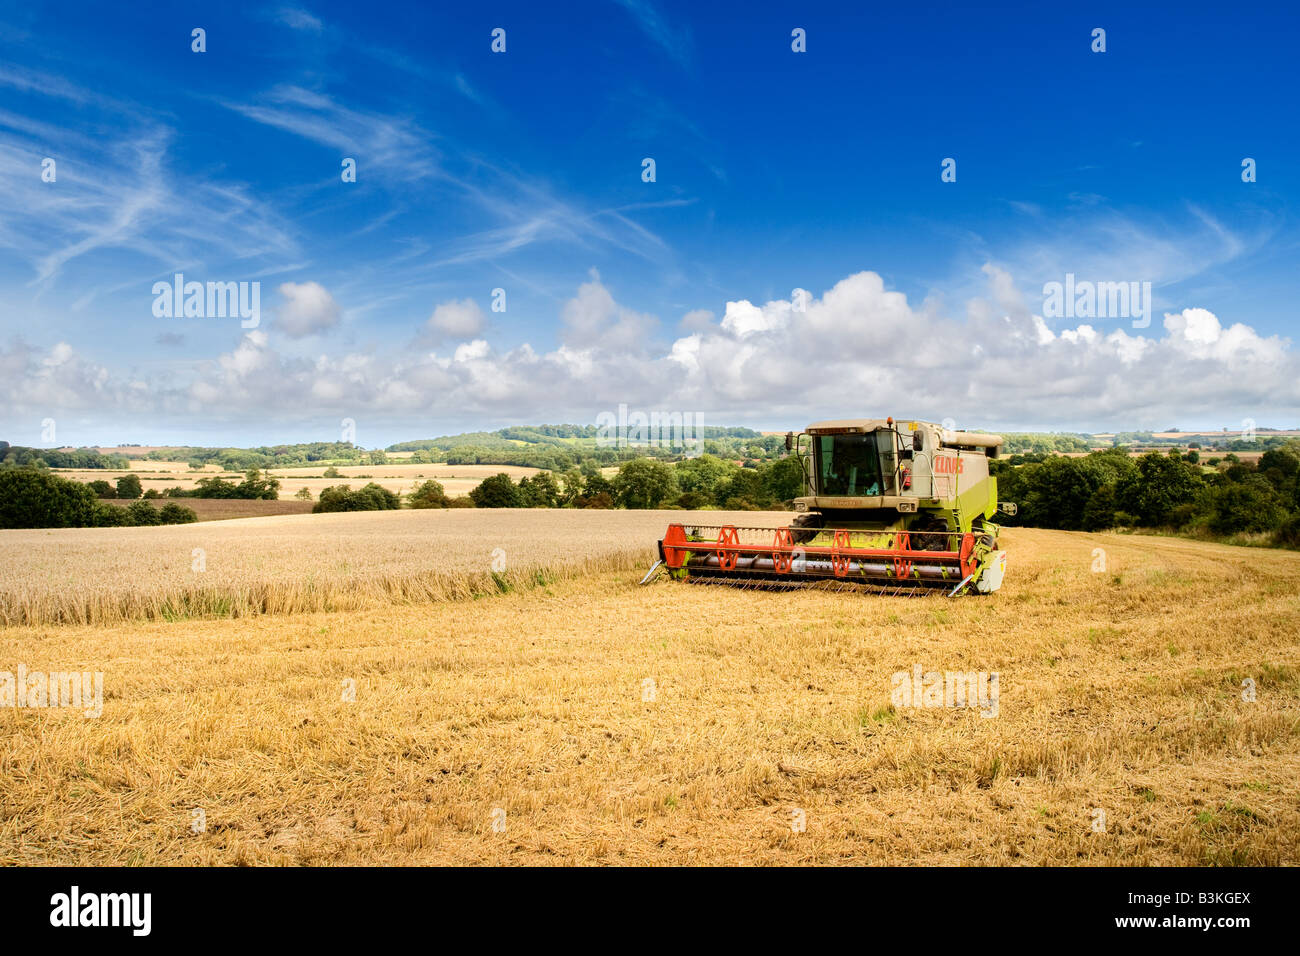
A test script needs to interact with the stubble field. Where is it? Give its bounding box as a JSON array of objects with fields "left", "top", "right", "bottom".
[{"left": 1, "top": 512, "right": 1297, "bottom": 865}]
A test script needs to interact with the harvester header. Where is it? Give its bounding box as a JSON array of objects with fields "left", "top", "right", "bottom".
[{"left": 642, "top": 416, "right": 1017, "bottom": 596}]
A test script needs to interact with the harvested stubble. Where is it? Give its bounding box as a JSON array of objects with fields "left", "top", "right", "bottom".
[
  {"left": 0, "top": 509, "right": 784, "bottom": 626},
  {"left": 1, "top": 526, "right": 1297, "bottom": 865}
]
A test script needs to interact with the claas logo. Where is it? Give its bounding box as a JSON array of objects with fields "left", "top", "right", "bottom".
[{"left": 934, "top": 456, "right": 964, "bottom": 475}]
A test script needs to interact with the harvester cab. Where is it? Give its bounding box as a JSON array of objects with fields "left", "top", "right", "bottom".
[{"left": 644, "top": 417, "right": 1016, "bottom": 596}]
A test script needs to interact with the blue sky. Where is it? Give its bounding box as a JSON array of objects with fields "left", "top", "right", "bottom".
[{"left": 1, "top": 0, "right": 1297, "bottom": 447}]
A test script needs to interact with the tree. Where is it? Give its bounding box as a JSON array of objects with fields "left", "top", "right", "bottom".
[
  {"left": 761, "top": 455, "right": 805, "bottom": 503},
  {"left": 1205, "top": 479, "right": 1287, "bottom": 535},
  {"left": 408, "top": 479, "right": 449, "bottom": 509},
  {"left": 714, "top": 468, "right": 771, "bottom": 509},
  {"left": 88, "top": 479, "right": 116, "bottom": 498},
  {"left": 1014, "top": 456, "right": 1114, "bottom": 530},
  {"left": 581, "top": 472, "right": 616, "bottom": 500},
  {"left": 0, "top": 469, "right": 98, "bottom": 529},
  {"left": 314, "top": 483, "right": 401, "bottom": 513},
  {"left": 238, "top": 468, "right": 281, "bottom": 500},
  {"left": 519, "top": 472, "right": 561, "bottom": 507},
  {"left": 1080, "top": 483, "right": 1120, "bottom": 531},
  {"left": 1258, "top": 447, "right": 1299, "bottom": 495},
  {"left": 158, "top": 503, "right": 199, "bottom": 524},
  {"left": 558, "top": 468, "right": 584, "bottom": 506},
  {"left": 193, "top": 477, "right": 240, "bottom": 498},
  {"left": 294, "top": 487, "right": 312, "bottom": 499},
  {"left": 93, "top": 502, "right": 130, "bottom": 526},
  {"left": 116, "top": 474, "right": 143, "bottom": 499},
  {"left": 1259, "top": 446, "right": 1299, "bottom": 478},
  {"left": 613, "top": 458, "right": 679, "bottom": 509},
  {"left": 469, "top": 473, "right": 522, "bottom": 508},
  {"left": 674, "top": 454, "right": 737, "bottom": 497},
  {"left": 1118, "top": 452, "right": 1201, "bottom": 526},
  {"left": 324, "top": 466, "right": 342, "bottom": 478},
  {"left": 126, "top": 500, "right": 161, "bottom": 525}
]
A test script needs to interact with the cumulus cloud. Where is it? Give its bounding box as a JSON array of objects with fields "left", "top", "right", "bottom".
[
  {"left": 425, "top": 298, "right": 485, "bottom": 342},
  {"left": 0, "top": 339, "right": 144, "bottom": 420},
  {"left": 561, "top": 270, "right": 658, "bottom": 351},
  {"left": 679, "top": 308, "right": 714, "bottom": 332},
  {"left": 3, "top": 268, "right": 1297, "bottom": 437},
  {"left": 276, "top": 281, "right": 341, "bottom": 338}
]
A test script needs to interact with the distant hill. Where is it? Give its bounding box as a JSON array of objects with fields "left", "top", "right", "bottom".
[
  {"left": 8, "top": 422, "right": 1298, "bottom": 475},
  {"left": 387, "top": 424, "right": 774, "bottom": 470}
]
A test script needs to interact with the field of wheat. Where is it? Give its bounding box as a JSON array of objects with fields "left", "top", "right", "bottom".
[
  {"left": 1, "top": 513, "right": 1298, "bottom": 865},
  {"left": 0, "top": 508, "right": 775, "bottom": 626},
  {"left": 53, "top": 463, "right": 543, "bottom": 501}
]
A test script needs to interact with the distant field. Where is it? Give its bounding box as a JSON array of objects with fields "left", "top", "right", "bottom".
[
  {"left": 58, "top": 461, "right": 223, "bottom": 482},
  {"left": 267, "top": 464, "right": 541, "bottom": 500},
  {"left": 1, "top": 520, "right": 1296, "bottom": 864},
  {"left": 103, "top": 498, "right": 315, "bottom": 522},
  {"left": 268, "top": 464, "right": 541, "bottom": 480},
  {"left": 1150, "top": 430, "right": 1300, "bottom": 439},
  {"left": 1059, "top": 450, "right": 1265, "bottom": 463},
  {"left": 50, "top": 462, "right": 542, "bottom": 500}
]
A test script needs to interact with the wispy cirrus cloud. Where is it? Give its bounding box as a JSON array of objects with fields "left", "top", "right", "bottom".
[
  {"left": 612, "top": 0, "right": 693, "bottom": 66},
  {"left": 274, "top": 7, "right": 323, "bottom": 32},
  {"left": 0, "top": 71, "right": 299, "bottom": 294},
  {"left": 220, "top": 86, "right": 440, "bottom": 180}
]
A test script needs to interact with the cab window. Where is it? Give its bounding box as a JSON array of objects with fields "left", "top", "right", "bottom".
[{"left": 814, "top": 434, "right": 883, "bottom": 496}]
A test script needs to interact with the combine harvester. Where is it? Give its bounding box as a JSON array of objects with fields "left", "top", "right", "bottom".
[{"left": 643, "top": 417, "right": 1017, "bottom": 596}]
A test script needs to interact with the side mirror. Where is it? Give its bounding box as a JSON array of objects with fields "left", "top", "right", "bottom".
[
  {"left": 913, "top": 433, "right": 923, "bottom": 452},
  {"left": 784, "top": 432, "right": 794, "bottom": 452},
  {"left": 998, "top": 501, "right": 1018, "bottom": 516}
]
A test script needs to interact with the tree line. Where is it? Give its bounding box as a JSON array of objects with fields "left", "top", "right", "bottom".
[
  {"left": 0, "top": 443, "right": 129, "bottom": 469},
  {"left": 86, "top": 469, "right": 281, "bottom": 501},
  {"left": 453, "top": 455, "right": 805, "bottom": 510},
  {"left": 0, "top": 470, "right": 197, "bottom": 529},
  {"left": 4, "top": 442, "right": 1298, "bottom": 549},
  {"left": 388, "top": 425, "right": 786, "bottom": 472},
  {"left": 992, "top": 446, "right": 1300, "bottom": 546}
]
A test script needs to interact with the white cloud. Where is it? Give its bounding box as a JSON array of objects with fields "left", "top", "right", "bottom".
[
  {"left": 275, "top": 8, "right": 323, "bottom": 32},
  {"left": 560, "top": 270, "right": 658, "bottom": 350},
  {"left": 3, "top": 268, "right": 1298, "bottom": 436},
  {"left": 1163, "top": 307, "right": 1284, "bottom": 363},
  {"left": 276, "top": 281, "right": 341, "bottom": 338},
  {"left": 679, "top": 308, "right": 714, "bottom": 332},
  {"left": 453, "top": 339, "right": 490, "bottom": 363},
  {"left": 426, "top": 299, "right": 485, "bottom": 341},
  {"left": 222, "top": 86, "right": 439, "bottom": 180}
]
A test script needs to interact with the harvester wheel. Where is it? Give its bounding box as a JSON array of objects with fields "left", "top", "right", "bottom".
[
  {"left": 911, "top": 516, "right": 950, "bottom": 552},
  {"left": 789, "top": 512, "right": 824, "bottom": 544}
]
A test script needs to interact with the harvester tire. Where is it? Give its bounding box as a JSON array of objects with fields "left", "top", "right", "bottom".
[
  {"left": 789, "top": 513, "right": 824, "bottom": 544},
  {"left": 912, "top": 517, "right": 950, "bottom": 553}
]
